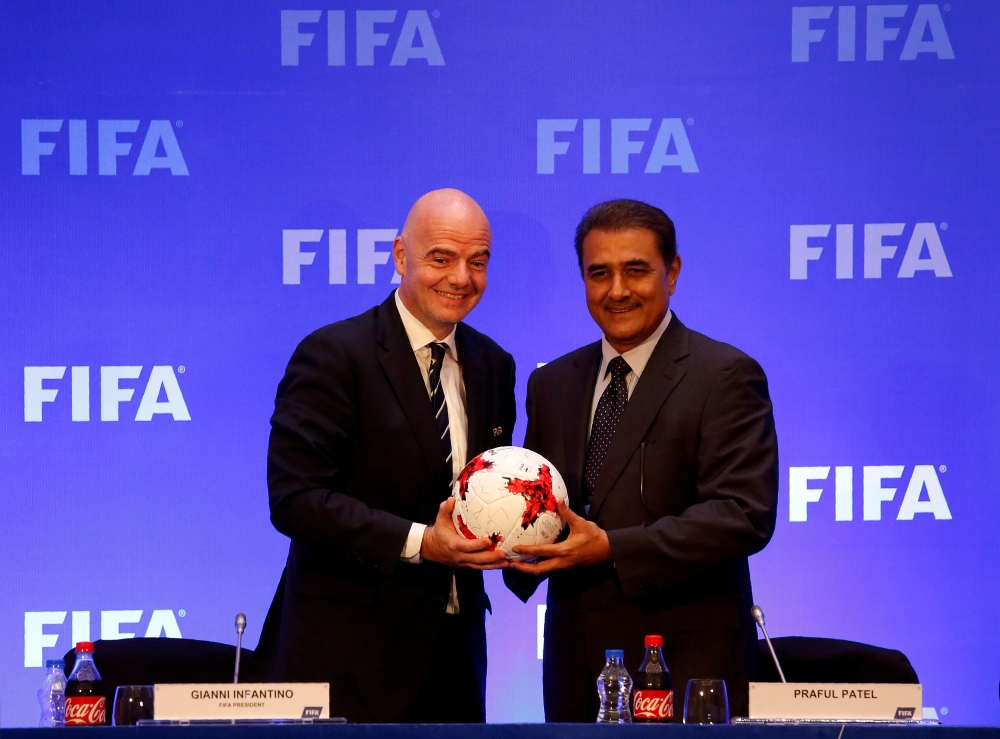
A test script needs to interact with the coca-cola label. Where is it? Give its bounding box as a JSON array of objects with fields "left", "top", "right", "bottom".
[
  {"left": 65, "top": 696, "right": 106, "bottom": 725},
  {"left": 633, "top": 689, "right": 673, "bottom": 720}
]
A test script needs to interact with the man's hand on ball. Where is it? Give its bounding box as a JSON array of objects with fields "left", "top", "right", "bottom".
[
  {"left": 510, "top": 501, "right": 612, "bottom": 575},
  {"left": 420, "top": 498, "right": 509, "bottom": 570}
]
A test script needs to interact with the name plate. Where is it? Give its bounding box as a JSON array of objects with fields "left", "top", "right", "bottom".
[
  {"left": 749, "top": 683, "right": 922, "bottom": 720},
  {"left": 153, "top": 683, "right": 329, "bottom": 721}
]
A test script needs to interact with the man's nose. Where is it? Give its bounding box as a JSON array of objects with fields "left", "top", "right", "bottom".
[
  {"left": 448, "top": 261, "right": 471, "bottom": 286},
  {"left": 608, "top": 271, "right": 630, "bottom": 299}
]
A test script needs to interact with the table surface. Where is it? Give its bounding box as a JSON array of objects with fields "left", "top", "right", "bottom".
[{"left": 7, "top": 724, "right": 1000, "bottom": 739}]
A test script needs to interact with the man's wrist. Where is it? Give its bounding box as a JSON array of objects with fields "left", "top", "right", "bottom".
[
  {"left": 400, "top": 522, "right": 427, "bottom": 563},
  {"left": 598, "top": 528, "right": 614, "bottom": 564},
  {"left": 420, "top": 523, "right": 431, "bottom": 557},
  {"left": 601, "top": 529, "right": 614, "bottom": 562}
]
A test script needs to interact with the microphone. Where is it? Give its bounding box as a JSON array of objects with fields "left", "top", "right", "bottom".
[
  {"left": 751, "top": 605, "right": 786, "bottom": 684},
  {"left": 234, "top": 613, "right": 246, "bottom": 684}
]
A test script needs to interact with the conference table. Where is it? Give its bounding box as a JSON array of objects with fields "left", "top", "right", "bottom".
[{"left": 8, "top": 724, "right": 1000, "bottom": 739}]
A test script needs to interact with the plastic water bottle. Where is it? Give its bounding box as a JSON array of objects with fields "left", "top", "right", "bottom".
[
  {"left": 38, "top": 658, "right": 67, "bottom": 727},
  {"left": 596, "top": 649, "right": 633, "bottom": 723}
]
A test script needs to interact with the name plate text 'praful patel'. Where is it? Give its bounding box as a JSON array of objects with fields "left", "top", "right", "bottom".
[
  {"left": 154, "top": 683, "right": 329, "bottom": 720},
  {"left": 749, "top": 683, "right": 922, "bottom": 720}
]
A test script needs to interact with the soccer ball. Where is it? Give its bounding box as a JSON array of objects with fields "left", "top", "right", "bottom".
[{"left": 451, "top": 446, "right": 569, "bottom": 561}]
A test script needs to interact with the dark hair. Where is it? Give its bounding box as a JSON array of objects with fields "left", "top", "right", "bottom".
[{"left": 573, "top": 199, "right": 677, "bottom": 269}]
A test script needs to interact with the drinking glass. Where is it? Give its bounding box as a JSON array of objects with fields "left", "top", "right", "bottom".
[
  {"left": 683, "top": 679, "right": 729, "bottom": 724},
  {"left": 112, "top": 685, "right": 154, "bottom": 726}
]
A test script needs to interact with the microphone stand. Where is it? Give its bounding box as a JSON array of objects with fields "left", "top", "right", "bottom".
[
  {"left": 751, "top": 605, "right": 786, "bottom": 683},
  {"left": 234, "top": 613, "right": 246, "bottom": 684}
]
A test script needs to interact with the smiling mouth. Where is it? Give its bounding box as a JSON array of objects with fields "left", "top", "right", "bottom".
[
  {"left": 436, "top": 290, "right": 470, "bottom": 300},
  {"left": 606, "top": 304, "right": 639, "bottom": 314}
]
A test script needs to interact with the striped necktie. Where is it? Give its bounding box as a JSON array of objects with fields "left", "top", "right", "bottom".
[{"left": 428, "top": 342, "right": 452, "bottom": 465}]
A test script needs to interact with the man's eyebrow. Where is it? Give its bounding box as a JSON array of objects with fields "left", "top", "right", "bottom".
[
  {"left": 586, "top": 259, "right": 652, "bottom": 274},
  {"left": 470, "top": 248, "right": 491, "bottom": 258}
]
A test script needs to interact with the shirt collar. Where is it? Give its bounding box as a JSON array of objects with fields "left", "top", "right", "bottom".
[
  {"left": 394, "top": 289, "right": 459, "bottom": 358},
  {"left": 599, "top": 309, "right": 672, "bottom": 380}
]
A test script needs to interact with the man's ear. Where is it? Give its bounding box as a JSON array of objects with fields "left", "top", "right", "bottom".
[
  {"left": 668, "top": 254, "right": 682, "bottom": 295},
  {"left": 392, "top": 236, "right": 406, "bottom": 275}
]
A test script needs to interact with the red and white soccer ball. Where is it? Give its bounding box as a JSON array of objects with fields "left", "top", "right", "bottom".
[{"left": 451, "top": 446, "right": 569, "bottom": 561}]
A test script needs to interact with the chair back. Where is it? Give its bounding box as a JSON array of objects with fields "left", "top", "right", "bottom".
[
  {"left": 758, "top": 636, "right": 918, "bottom": 683},
  {"left": 63, "top": 638, "right": 253, "bottom": 723}
]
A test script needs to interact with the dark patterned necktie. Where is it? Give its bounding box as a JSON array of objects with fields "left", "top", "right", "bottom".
[
  {"left": 428, "top": 342, "right": 452, "bottom": 465},
  {"left": 583, "top": 356, "right": 632, "bottom": 506}
]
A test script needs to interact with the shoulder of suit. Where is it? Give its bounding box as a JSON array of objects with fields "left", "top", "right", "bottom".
[
  {"left": 530, "top": 341, "right": 601, "bottom": 382},
  {"left": 684, "top": 326, "right": 763, "bottom": 373},
  {"left": 294, "top": 304, "right": 379, "bottom": 357}
]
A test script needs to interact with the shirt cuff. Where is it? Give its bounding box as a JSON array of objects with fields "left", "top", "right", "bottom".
[{"left": 400, "top": 522, "right": 427, "bottom": 563}]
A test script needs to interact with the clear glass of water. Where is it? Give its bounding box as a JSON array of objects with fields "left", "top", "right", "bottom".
[
  {"left": 683, "top": 679, "right": 729, "bottom": 724},
  {"left": 112, "top": 685, "right": 154, "bottom": 726}
]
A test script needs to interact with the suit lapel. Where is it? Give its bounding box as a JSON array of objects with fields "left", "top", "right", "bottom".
[
  {"left": 588, "top": 317, "right": 691, "bottom": 519},
  {"left": 457, "top": 324, "right": 488, "bottom": 460},
  {"left": 566, "top": 342, "right": 602, "bottom": 514},
  {"left": 376, "top": 293, "right": 449, "bottom": 478}
]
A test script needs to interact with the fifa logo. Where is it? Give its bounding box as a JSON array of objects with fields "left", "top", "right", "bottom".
[
  {"left": 788, "top": 465, "right": 952, "bottom": 521},
  {"left": 281, "top": 10, "right": 443, "bottom": 66},
  {"left": 21, "top": 120, "right": 188, "bottom": 176},
  {"left": 24, "top": 610, "right": 183, "bottom": 667},
  {"left": 283, "top": 229, "right": 403, "bottom": 285},
  {"left": 23, "top": 366, "right": 191, "bottom": 422},
  {"left": 789, "top": 222, "right": 952, "bottom": 279},
  {"left": 791, "top": 5, "right": 954, "bottom": 62},
  {"left": 537, "top": 118, "right": 698, "bottom": 175}
]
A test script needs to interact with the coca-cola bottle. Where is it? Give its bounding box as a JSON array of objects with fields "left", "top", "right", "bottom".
[
  {"left": 633, "top": 634, "right": 674, "bottom": 722},
  {"left": 65, "top": 642, "right": 106, "bottom": 726}
]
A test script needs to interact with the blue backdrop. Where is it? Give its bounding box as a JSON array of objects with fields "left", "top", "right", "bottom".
[{"left": 2, "top": 0, "right": 998, "bottom": 727}]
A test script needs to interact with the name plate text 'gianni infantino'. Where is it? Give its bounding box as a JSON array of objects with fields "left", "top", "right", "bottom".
[{"left": 153, "top": 683, "right": 329, "bottom": 720}]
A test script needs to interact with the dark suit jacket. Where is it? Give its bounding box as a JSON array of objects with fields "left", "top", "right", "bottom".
[
  {"left": 252, "top": 292, "right": 516, "bottom": 722},
  {"left": 504, "top": 315, "right": 778, "bottom": 720}
]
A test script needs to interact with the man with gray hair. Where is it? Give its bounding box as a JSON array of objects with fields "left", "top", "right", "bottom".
[
  {"left": 254, "top": 189, "right": 515, "bottom": 722},
  {"left": 505, "top": 199, "right": 778, "bottom": 721}
]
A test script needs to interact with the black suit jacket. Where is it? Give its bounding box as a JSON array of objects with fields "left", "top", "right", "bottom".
[
  {"left": 505, "top": 315, "right": 778, "bottom": 720},
  {"left": 253, "top": 292, "right": 515, "bottom": 722}
]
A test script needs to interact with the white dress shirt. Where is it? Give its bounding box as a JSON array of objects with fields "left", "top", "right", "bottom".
[
  {"left": 589, "top": 310, "right": 672, "bottom": 437},
  {"left": 394, "top": 290, "right": 466, "bottom": 614}
]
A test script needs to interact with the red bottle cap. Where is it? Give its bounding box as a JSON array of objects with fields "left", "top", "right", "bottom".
[
  {"left": 75, "top": 642, "right": 95, "bottom": 653},
  {"left": 645, "top": 635, "right": 663, "bottom": 647}
]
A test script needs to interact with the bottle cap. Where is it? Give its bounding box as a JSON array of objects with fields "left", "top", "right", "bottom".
[
  {"left": 645, "top": 635, "right": 663, "bottom": 647},
  {"left": 605, "top": 649, "right": 624, "bottom": 660},
  {"left": 46, "top": 659, "right": 65, "bottom": 669},
  {"left": 75, "top": 642, "right": 95, "bottom": 653}
]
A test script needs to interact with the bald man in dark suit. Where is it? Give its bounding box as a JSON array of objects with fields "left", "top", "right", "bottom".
[{"left": 254, "top": 190, "right": 515, "bottom": 722}]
